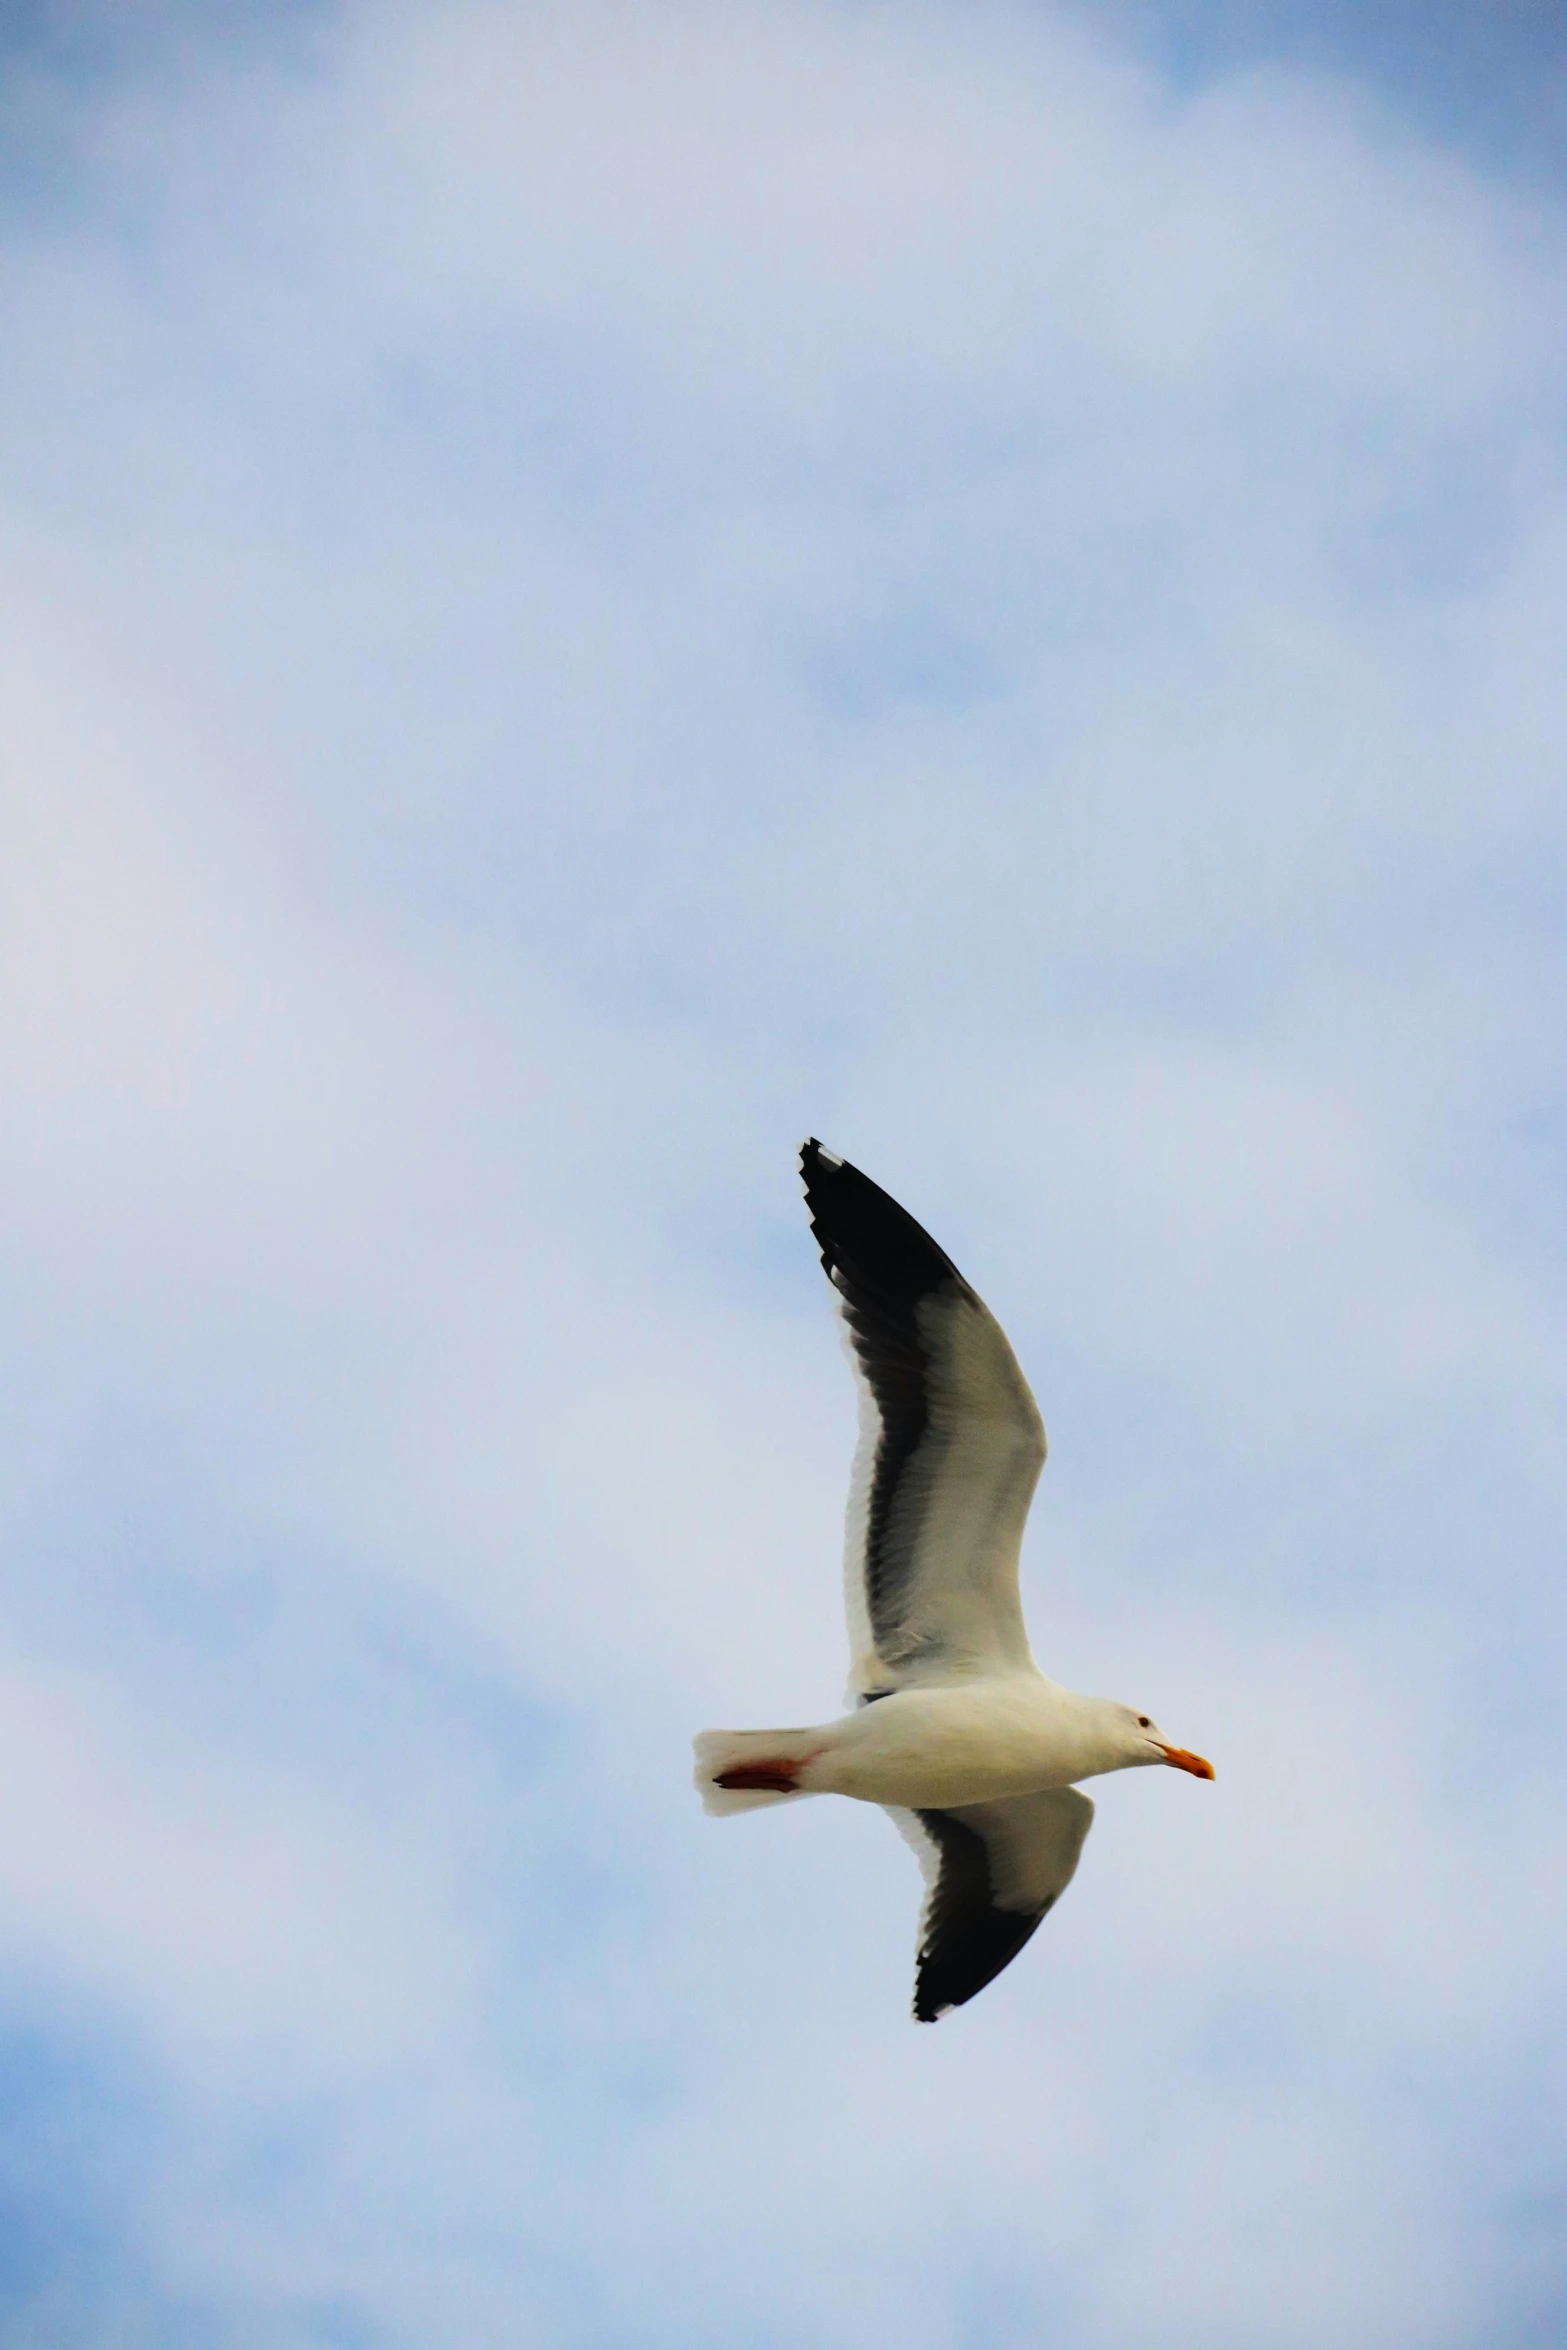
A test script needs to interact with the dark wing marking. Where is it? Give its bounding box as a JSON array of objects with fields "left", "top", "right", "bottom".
[
  {"left": 800, "top": 1139, "right": 1047, "bottom": 1692},
  {"left": 889, "top": 1788, "right": 1095, "bottom": 2022}
]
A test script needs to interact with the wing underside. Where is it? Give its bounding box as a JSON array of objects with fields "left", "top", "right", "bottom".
[
  {"left": 889, "top": 1786, "right": 1095, "bottom": 2021},
  {"left": 800, "top": 1140, "right": 1047, "bottom": 1695}
]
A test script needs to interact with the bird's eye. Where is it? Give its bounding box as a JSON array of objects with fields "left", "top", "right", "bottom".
[{"left": 1137, "top": 1715, "right": 1150, "bottom": 1728}]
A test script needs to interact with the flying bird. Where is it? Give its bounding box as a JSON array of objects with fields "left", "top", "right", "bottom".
[{"left": 694, "top": 1139, "right": 1214, "bottom": 2023}]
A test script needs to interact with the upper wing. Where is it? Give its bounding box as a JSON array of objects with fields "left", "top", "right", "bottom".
[
  {"left": 889, "top": 1787, "right": 1095, "bottom": 2022},
  {"left": 800, "top": 1139, "right": 1047, "bottom": 1695}
]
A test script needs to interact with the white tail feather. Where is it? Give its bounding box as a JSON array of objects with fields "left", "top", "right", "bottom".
[{"left": 693, "top": 1728, "right": 820, "bottom": 1816}]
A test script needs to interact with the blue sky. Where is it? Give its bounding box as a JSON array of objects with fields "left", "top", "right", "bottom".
[{"left": 1, "top": 3, "right": 1566, "bottom": 2343}]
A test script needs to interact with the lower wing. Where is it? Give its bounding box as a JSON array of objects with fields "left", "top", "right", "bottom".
[{"left": 887, "top": 1786, "right": 1095, "bottom": 2022}]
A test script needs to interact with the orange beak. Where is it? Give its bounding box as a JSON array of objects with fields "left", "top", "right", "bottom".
[{"left": 1157, "top": 1744, "right": 1216, "bottom": 1780}]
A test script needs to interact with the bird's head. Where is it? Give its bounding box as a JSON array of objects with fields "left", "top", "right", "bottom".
[{"left": 1109, "top": 1701, "right": 1215, "bottom": 1779}]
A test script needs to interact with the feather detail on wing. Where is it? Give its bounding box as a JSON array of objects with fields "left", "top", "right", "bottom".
[
  {"left": 800, "top": 1140, "right": 1047, "bottom": 1697},
  {"left": 888, "top": 1787, "right": 1095, "bottom": 2021}
]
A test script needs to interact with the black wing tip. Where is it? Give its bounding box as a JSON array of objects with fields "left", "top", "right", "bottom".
[
  {"left": 798, "top": 1138, "right": 966, "bottom": 1306},
  {"left": 912, "top": 1907, "right": 1048, "bottom": 2023},
  {"left": 800, "top": 1136, "right": 844, "bottom": 1185}
]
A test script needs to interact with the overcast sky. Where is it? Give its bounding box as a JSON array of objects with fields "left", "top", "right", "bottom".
[{"left": 2, "top": 4, "right": 1566, "bottom": 2344}]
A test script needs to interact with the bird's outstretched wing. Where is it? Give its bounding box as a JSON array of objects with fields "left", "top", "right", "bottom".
[
  {"left": 800, "top": 1139, "right": 1047, "bottom": 1696},
  {"left": 888, "top": 1787, "right": 1095, "bottom": 2021}
]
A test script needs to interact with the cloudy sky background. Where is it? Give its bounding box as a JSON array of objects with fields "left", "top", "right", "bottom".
[{"left": 2, "top": 1, "right": 1566, "bottom": 2342}]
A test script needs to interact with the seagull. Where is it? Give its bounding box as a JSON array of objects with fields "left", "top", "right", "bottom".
[{"left": 694, "top": 1139, "right": 1214, "bottom": 2023}]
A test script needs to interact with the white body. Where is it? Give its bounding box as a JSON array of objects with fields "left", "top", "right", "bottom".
[{"left": 697, "top": 1673, "right": 1162, "bottom": 1814}]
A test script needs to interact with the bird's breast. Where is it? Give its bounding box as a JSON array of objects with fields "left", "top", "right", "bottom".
[{"left": 807, "top": 1680, "right": 1091, "bottom": 1807}]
